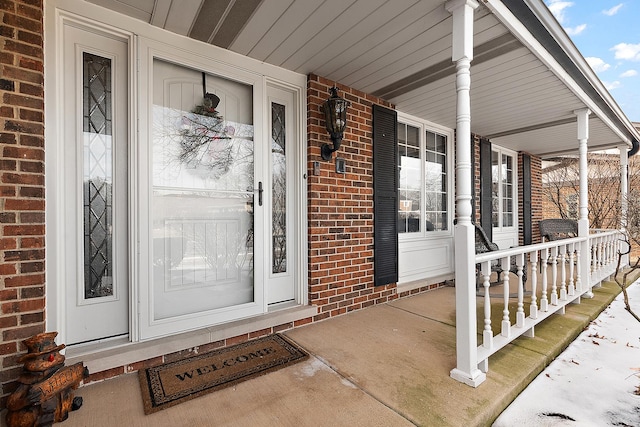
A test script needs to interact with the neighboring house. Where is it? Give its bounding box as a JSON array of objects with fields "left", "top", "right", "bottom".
[
  {"left": 542, "top": 154, "right": 629, "bottom": 227},
  {"left": 1, "top": 0, "right": 640, "bottom": 404}
]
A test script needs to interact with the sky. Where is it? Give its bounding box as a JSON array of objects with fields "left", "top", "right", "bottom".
[{"left": 544, "top": 1, "right": 640, "bottom": 123}]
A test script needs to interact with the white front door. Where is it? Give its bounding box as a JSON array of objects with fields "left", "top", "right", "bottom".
[
  {"left": 138, "top": 48, "right": 268, "bottom": 339},
  {"left": 62, "top": 24, "right": 129, "bottom": 344}
]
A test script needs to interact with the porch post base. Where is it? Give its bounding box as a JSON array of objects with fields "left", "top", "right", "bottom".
[{"left": 450, "top": 367, "right": 486, "bottom": 387}]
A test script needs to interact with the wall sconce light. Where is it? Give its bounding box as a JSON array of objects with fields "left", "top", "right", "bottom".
[{"left": 321, "top": 86, "right": 350, "bottom": 161}]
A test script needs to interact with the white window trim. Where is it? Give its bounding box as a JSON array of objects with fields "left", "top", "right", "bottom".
[{"left": 396, "top": 112, "right": 455, "bottom": 284}]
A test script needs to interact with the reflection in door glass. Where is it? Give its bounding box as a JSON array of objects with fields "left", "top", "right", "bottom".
[
  {"left": 83, "top": 52, "right": 114, "bottom": 299},
  {"left": 151, "top": 59, "right": 255, "bottom": 319}
]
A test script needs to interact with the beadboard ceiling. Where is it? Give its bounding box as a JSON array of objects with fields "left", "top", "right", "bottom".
[{"left": 86, "top": 0, "right": 639, "bottom": 157}]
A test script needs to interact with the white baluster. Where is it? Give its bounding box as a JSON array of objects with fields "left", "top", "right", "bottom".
[
  {"left": 516, "top": 253, "right": 525, "bottom": 328},
  {"left": 529, "top": 251, "right": 538, "bottom": 319},
  {"left": 575, "top": 244, "right": 582, "bottom": 293},
  {"left": 592, "top": 239, "right": 598, "bottom": 280},
  {"left": 482, "top": 261, "right": 492, "bottom": 349},
  {"left": 501, "top": 256, "right": 511, "bottom": 338},
  {"left": 541, "top": 248, "right": 549, "bottom": 312},
  {"left": 560, "top": 244, "right": 567, "bottom": 301},
  {"left": 568, "top": 242, "right": 575, "bottom": 296},
  {"left": 550, "top": 246, "right": 558, "bottom": 305}
]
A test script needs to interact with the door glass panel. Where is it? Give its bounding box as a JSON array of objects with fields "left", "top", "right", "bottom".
[
  {"left": 152, "top": 59, "right": 254, "bottom": 320},
  {"left": 271, "top": 102, "right": 286, "bottom": 273},
  {"left": 83, "top": 52, "right": 114, "bottom": 299}
]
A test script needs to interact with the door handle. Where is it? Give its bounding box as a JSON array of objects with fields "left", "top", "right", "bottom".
[{"left": 257, "top": 181, "right": 263, "bottom": 206}]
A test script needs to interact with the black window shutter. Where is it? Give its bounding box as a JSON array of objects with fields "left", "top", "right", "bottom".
[
  {"left": 480, "top": 138, "right": 493, "bottom": 240},
  {"left": 522, "top": 154, "right": 532, "bottom": 245},
  {"left": 373, "top": 104, "right": 398, "bottom": 286}
]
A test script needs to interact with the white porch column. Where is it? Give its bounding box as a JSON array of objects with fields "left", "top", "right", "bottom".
[
  {"left": 446, "top": 0, "right": 485, "bottom": 387},
  {"left": 620, "top": 145, "right": 629, "bottom": 267},
  {"left": 575, "top": 108, "right": 592, "bottom": 296}
]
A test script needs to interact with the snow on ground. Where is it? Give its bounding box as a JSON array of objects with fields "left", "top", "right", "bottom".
[{"left": 493, "top": 281, "right": 640, "bottom": 427}]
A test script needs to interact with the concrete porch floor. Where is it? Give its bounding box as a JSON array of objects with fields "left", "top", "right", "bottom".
[{"left": 8, "top": 274, "right": 636, "bottom": 427}]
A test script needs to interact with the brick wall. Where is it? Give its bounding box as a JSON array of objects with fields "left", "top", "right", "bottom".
[
  {"left": 0, "top": 0, "right": 45, "bottom": 408},
  {"left": 307, "top": 74, "right": 398, "bottom": 319}
]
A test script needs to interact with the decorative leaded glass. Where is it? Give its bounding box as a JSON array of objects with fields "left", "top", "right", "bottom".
[
  {"left": 272, "top": 102, "right": 287, "bottom": 273},
  {"left": 83, "top": 52, "right": 114, "bottom": 299}
]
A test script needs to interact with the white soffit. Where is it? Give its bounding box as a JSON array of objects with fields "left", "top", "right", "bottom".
[{"left": 82, "top": 0, "right": 637, "bottom": 156}]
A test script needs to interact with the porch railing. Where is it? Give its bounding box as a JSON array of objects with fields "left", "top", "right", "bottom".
[{"left": 473, "top": 229, "right": 624, "bottom": 373}]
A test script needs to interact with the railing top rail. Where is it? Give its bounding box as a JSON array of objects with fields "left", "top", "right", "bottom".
[
  {"left": 475, "top": 236, "right": 587, "bottom": 263},
  {"left": 589, "top": 229, "right": 622, "bottom": 238}
]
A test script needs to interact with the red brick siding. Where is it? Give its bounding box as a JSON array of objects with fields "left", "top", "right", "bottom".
[
  {"left": 307, "top": 74, "right": 398, "bottom": 319},
  {"left": 0, "top": 0, "right": 45, "bottom": 407}
]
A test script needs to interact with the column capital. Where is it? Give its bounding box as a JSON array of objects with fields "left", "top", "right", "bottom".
[
  {"left": 575, "top": 108, "right": 591, "bottom": 141},
  {"left": 445, "top": 0, "right": 479, "bottom": 13},
  {"left": 446, "top": 0, "right": 479, "bottom": 61},
  {"left": 573, "top": 108, "right": 592, "bottom": 117}
]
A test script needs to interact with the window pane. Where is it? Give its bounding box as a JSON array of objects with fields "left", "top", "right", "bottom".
[
  {"left": 407, "top": 124, "right": 419, "bottom": 147},
  {"left": 425, "top": 130, "right": 448, "bottom": 232},
  {"left": 426, "top": 131, "right": 435, "bottom": 151},
  {"left": 503, "top": 213, "right": 513, "bottom": 227},
  {"left": 435, "top": 134, "right": 446, "bottom": 154},
  {"left": 398, "top": 123, "right": 421, "bottom": 233},
  {"left": 398, "top": 122, "right": 406, "bottom": 144},
  {"left": 83, "top": 52, "right": 114, "bottom": 299},
  {"left": 492, "top": 151, "right": 499, "bottom": 227}
]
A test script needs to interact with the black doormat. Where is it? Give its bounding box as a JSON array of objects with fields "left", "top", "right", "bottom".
[{"left": 138, "top": 334, "right": 308, "bottom": 414}]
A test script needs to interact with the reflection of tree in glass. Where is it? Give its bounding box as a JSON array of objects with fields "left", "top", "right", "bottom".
[
  {"left": 178, "top": 101, "right": 234, "bottom": 177},
  {"left": 272, "top": 147, "right": 286, "bottom": 273}
]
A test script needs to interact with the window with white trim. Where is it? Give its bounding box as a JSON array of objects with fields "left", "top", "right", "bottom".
[
  {"left": 491, "top": 148, "right": 517, "bottom": 230},
  {"left": 397, "top": 119, "right": 451, "bottom": 235}
]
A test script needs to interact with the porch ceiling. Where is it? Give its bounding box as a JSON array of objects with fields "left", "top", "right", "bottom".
[{"left": 86, "top": 0, "right": 640, "bottom": 158}]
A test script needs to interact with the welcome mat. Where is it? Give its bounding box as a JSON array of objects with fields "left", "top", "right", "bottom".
[{"left": 138, "top": 334, "right": 308, "bottom": 414}]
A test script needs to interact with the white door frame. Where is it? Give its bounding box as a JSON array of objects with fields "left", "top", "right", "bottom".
[
  {"left": 45, "top": 10, "right": 137, "bottom": 347},
  {"left": 137, "top": 37, "right": 268, "bottom": 339},
  {"left": 491, "top": 145, "right": 519, "bottom": 249},
  {"left": 45, "top": 1, "right": 308, "bottom": 346}
]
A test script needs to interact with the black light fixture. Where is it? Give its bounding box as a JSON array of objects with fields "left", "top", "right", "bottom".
[{"left": 321, "top": 86, "right": 349, "bottom": 161}]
